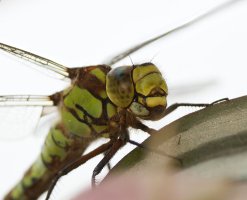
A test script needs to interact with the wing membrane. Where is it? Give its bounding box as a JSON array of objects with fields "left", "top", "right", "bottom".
[
  {"left": 105, "top": 0, "right": 240, "bottom": 65},
  {"left": 0, "top": 95, "right": 54, "bottom": 106},
  {"left": 0, "top": 95, "right": 57, "bottom": 139},
  {"left": 0, "top": 106, "right": 43, "bottom": 140},
  {"left": 0, "top": 42, "right": 70, "bottom": 79}
]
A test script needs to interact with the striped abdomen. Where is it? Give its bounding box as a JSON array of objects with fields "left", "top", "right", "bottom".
[{"left": 4, "top": 124, "right": 92, "bottom": 200}]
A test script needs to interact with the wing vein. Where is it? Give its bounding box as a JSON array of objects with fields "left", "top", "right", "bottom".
[
  {"left": 0, "top": 95, "right": 54, "bottom": 106},
  {"left": 0, "top": 42, "right": 70, "bottom": 78}
]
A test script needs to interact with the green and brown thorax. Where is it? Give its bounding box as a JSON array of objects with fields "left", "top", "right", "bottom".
[{"left": 61, "top": 65, "right": 117, "bottom": 139}]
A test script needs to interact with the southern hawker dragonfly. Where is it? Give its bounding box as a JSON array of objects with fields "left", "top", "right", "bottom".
[{"left": 0, "top": 0, "right": 247, "bottom": 199}]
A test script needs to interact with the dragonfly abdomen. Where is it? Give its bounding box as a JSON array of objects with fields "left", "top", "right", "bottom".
[{"left": 4, "top": 123, "right": 92, "bottom": 200}]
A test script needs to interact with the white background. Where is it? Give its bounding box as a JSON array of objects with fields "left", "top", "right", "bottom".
[{"left": 0, "top": 0, "right": 247, "bottom": 199}]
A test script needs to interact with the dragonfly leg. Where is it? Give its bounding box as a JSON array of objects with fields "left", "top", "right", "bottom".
[
  {"left": 164, "top": 102, "right": 209, "bottom": 116},
  {"left": 45, "top": 140, "right": 114, "bottom": 200},
  {"left": 104, "top": 151, "right": 112, "bottom": 171},
  {"left": 128, "top": 98, "right": 229, "bottom": 135},
  {"left": 125, "top": 98, "right": 230, "bottom": 162},
  {"left": 92, "top": 138, "right": 126, "bottom": 187},
  {"left": 129, "top": 98, "right": 230, "bottom": 134},
  {"left": 210, "top": 98, "right": 229, "bottom": 105},
  {"left": 162, "top": 97, "right": 229, "bottom": 117},
  {"left": 130, "top": 119, "right": 156, "bottom": 135}
]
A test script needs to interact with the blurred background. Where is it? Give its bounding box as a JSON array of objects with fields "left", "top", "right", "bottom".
[{"left": 0, "top": 0, "right": 246, "bottom": 199}]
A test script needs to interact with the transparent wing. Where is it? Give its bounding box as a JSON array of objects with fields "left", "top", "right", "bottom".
[
  {"left": 0, "top": 42, "right": 71, "bottom": 80},
  {"left": 0, "top": 95, "right": 54, "bottom": 106},
  {"left": 0, "top": 95, "right": 56, "bottom": 140},
  {"left": 0, "top": 42, "right": 66, "bottom": 140},
  {"left": 104, "top": 0, "right": 240, "bottom": 66},
  {"left": 0, "top": 106, "right": 43, "bottom": 140}
]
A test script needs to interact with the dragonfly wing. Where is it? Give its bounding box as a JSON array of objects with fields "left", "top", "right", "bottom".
[
  {"left": 0, "top": 95, "right": 54, "bottom": 106},
  {"left": 0, "top": 42, "right": 71, "bottom": 80},
  {"left": 0, "top": 106, "right": 43, "bottom": 140},
  {"left": 104, "top": 0, "right": 240, "bottom": 66},
  {"left": 0, "top": 95, "right": 57, "bottom": 139}
]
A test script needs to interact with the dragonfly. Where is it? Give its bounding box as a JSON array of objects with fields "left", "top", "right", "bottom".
[{"left": 0, "top": 0, "right": 246, "bottom": 200}]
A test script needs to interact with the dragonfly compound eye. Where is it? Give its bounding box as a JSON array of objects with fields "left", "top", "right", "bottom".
[{"left": 106, "top": 66, "right": 135, "bottom": 108}]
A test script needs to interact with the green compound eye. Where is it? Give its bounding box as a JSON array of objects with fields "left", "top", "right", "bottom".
[{"left": 106, "top": 66, "right": 135, "bottom": 108}]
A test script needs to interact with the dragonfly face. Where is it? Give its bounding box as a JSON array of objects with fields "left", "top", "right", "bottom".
[{"left": 106, "top": 63, "right": 168, "bottom": 120}]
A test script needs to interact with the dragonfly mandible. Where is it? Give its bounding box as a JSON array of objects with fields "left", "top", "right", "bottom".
[{"left": 1, "top": 0, "right": 245, "bottom": 199}]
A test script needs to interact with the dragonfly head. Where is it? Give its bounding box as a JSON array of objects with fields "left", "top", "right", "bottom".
[
  {"left": 106, "top": 63, "right": 168, "bottom": 121},
  {"left": 129, "top": 63, "right": 168, "bottom": 120}
]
